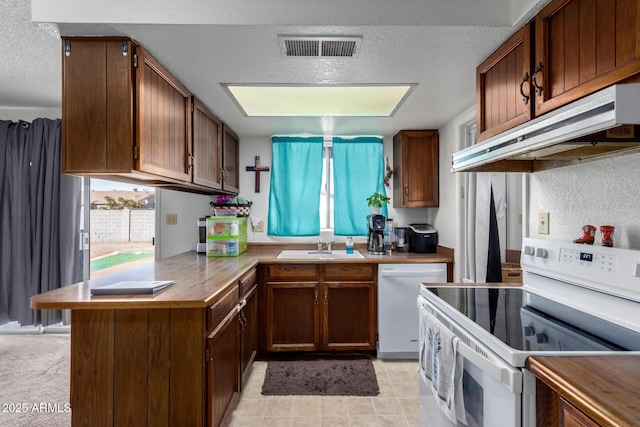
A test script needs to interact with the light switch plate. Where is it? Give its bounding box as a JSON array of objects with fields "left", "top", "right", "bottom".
[
  {"left": 538, "top": 212, "right": 549, "bottom": 234},
  {"left": 166, "top": 213, "right": 178, "bottom": 225}
]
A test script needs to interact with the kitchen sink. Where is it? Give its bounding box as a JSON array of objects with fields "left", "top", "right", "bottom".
[{"left": 276, "top": 250, "right": 365, "bottom": 260}]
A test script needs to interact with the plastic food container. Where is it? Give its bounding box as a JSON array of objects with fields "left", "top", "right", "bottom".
[
  {"left": 206, "top": 217, "right": 247, "bottom": 237},
  {"left": 206, "top": 238, "right": 248, "bottom": 257}
]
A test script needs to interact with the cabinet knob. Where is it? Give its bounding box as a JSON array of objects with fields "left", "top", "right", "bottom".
[{"left": 404, "top": 186, "right": 409, "bottom": 196}]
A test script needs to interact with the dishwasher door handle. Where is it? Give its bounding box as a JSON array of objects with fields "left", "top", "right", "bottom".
[{"left": 380, "top": 270, "right": 444, "bottom": 278}]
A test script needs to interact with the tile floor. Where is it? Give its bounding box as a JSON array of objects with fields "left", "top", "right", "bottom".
[{"left": 229, "top": 359, "right": 420, "bottom": 427}]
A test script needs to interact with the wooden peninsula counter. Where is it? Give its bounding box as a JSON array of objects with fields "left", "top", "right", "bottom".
[
  {"left": 31, "top": 251, "right": 261, "bottom": 427},
  {"left": 31, "top": 246, "right": 455, "bottom": 426}
]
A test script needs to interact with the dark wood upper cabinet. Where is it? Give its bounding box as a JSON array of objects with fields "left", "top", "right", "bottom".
[
  {"left": 62, "top": 37, "right": 135, "bottom": 174},
  {"left": 192, "top": 97, "right": 223, "bottom": 190},
  {"left": 534, "top": 0, "right": 640, "bottom": 116},
  {"left": 222, "top": 124, "right": 240, "bottom": 193},
  {"left": 474, "top": 0, "right": 640, "bottom": 143},
  {"left": 393, "top": 130, "right": 439, "bottom": 208},
  {"left": 476, "top": 23, "right": 533, "bottom": 142},
  {"left": 136, "top": 46, "right": 192, "bottom": 182},
  {"left": 62, "top": 37, "right": 239, "bottom": 195},
  {"left": 63, "top": 38, "right": 192, "bottom": 182}
]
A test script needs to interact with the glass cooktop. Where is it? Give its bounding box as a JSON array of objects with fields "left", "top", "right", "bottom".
[{"left": 423, "top": 287, "right": 626, "bottom": 352}]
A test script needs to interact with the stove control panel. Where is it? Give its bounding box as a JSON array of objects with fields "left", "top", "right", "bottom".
[
  {"left": 521, "top": 238, "right": 640, "bottom": 303},
  {"left": 559, "top": 248, "right": 617, "bottom": 274}
]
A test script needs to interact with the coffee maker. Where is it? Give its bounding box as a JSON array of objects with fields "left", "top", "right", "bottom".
[{"left": 367, "top": 214, "right": 386, "bottom": 254}]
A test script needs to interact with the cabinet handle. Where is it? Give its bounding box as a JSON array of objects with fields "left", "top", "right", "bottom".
[
  {"left": 519, "top": 72, "right": 530, "bottom": 105},
  {"left": 324, "top": 289, "right": 328, "bottom": 306},
  {"left": 531, "top": 62, "right": 543, "bottom": 96},
  {"left": 314, "top": 289, "right": 318, "bottom": 305},
  {"left": 404, "top": 186, "right": 409, "bottom": 197}
]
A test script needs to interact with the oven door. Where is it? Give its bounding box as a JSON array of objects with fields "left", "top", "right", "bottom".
[{"left": 418, "top": 296, "right": 523, "bottom": 427}]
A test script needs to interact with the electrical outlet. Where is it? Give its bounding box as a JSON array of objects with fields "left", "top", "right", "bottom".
[
  {"left": 538, "top": 212, "right": 549, "bottom": 234},
  {"left": 254, "top": 220, "right": 264, "bottom": 232},
  {"left": 166, "top": 213, "right": 178, "bottom": 225}
]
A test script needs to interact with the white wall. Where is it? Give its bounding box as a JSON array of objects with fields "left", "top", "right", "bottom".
[
  {"left": 238, "top": 135, "right": 433, "bottom": 244},
  {"left": 0, "top": 107, "right": 61, "bottom": 122},
  {"left": 156, "top": 189, "right": 214, "bottom": 259},
  {"left": 529, "top": 151, "right": 640, "bottom": 249},
  {"left": 432, "top": 106, "right": 475, "bottom": 281}
]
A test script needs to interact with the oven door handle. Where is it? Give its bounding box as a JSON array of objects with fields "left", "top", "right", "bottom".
[{"left": 456, "top": 340, "right": 521, "bottom": 392}]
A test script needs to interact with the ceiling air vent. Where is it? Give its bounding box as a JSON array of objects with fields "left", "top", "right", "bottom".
[{"left": 278, "top": 36, "right": 362, "bottom": 58}]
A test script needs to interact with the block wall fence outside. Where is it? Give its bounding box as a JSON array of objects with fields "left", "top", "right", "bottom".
[{"left": 89, "top": 209, "right": 155, "bottom": 243}]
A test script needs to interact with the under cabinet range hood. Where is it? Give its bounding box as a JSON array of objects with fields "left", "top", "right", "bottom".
[{"left": 452, "top": 83, "right": 640, "bottom": 173}]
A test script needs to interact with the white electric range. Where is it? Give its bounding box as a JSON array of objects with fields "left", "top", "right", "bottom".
[{"left": 417, "top": 238, "right": 640, "bottom": 427}]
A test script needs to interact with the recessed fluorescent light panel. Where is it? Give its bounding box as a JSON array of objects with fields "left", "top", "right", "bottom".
[{"left": 222, "top": 84, "right": 415, "bottom": 117}]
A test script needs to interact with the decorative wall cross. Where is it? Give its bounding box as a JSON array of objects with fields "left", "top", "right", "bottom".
[{"left": 245, "top": 156, "right": 270, "bottom": 192}]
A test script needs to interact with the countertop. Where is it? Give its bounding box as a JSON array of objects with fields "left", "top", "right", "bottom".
[
  {"left": 30, "top": 245, "right": 454, "bottom": 310},
  {"left": 526, "top": 356, "right": 640, "bottom": 426}
]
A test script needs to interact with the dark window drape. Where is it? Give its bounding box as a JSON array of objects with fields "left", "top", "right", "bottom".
[{"left": 0, "top": 118, "right": 81, "bottom": 326}]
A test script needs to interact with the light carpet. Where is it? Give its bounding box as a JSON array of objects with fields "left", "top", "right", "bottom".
[{"left": 0, "top": 334, "right": 71, "bottom": 427}]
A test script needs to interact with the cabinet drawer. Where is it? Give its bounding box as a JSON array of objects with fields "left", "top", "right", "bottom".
[
  {"left": 207, "top": 284, "right": 239, "bottom": 333},
  {"left": 239, "top": 268, "right": 257, "bottom": 297},
  {"left": 267, "top": 264, "right": 320, "bottom": 280},
  {"left": 324, "top": 264, "right": 376, "bottom": 281}
]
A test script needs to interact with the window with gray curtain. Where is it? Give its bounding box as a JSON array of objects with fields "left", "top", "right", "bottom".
[{"left": 0, "top": 119, "right": 81, "bottom": 327}]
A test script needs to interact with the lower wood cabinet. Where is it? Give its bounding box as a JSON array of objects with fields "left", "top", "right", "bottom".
[
  {"left": 239, "top": 284, "right": 258, "bottom": 387},
  {"left": 207, "top": 268, "right": 258, "bottom": 426},
  {"left": 559, "top": 398, "right": 599, "bottom": 427},
  {"left": 265, "top": 263, "right": 376, "bottom": 352},
  {"left": 207, "top": 306, "right": 239, "bottom": 427}
]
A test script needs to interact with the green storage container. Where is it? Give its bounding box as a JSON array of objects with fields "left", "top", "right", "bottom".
[
  {"left": 206, "top": 235, "right": 248, "bottom": 257},
  {"left": 206, "top": 217, "right": 247, "bottom": 237}
]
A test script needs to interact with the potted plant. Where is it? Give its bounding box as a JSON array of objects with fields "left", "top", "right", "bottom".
[{"left": 367, "top": 192, "right": 390, "bottom": 214}]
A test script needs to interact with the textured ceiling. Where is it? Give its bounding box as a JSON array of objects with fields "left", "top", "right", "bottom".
[{"left": 2, "top": 0, "right": 550, "bottom": 137}]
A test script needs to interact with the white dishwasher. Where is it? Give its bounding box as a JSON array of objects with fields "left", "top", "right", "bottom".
[{"left": 377, "top": 263, "right": 447, "bottom": 359}]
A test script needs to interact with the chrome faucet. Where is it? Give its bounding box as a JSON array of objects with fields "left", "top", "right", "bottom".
[{"left": 316, "top": 240, "right": 335, "bottom": 253}]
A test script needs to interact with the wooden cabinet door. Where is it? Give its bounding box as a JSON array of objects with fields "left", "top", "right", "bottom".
[
  {"left": 534, "top": 0, "right": 640, "bottom": 116},
  {"left": 239, "top": 285, "right": 258, "bottom": 388},
  {"left": 476, "top": 23, "right": 533, "bottom": 142},
  {"left": 62, "top": 38, "right": 134, "bottom": 173},
  {"left": 207, "top": 308, "right": 239, "bottom": 427},
  {"left": 136, "top": 47, "right": 192, "bottom": 182},
  {"left": 323, "top": 281, "right": 376, "bottom": 350},
  {"left": 266, "top": 282, "right": 320, "bottom": 351},
  {"left": 222, "top": 125, "right": 240, "bottom": 194},
  {"left": 393, "top": 130, "right": 439, "bottom": 208},
  {"left": 559, "top": 398, "right": 600, "bottom": 427},
  {"left": 192, "top": 97, "right": 223, "bottom": 190}
]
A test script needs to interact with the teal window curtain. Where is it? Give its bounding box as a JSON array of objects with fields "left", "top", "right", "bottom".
[
  {"left": 268, "top": 136, "right": 324, "bottom": 236},
  {"left": 332, "top": 136, "right": 387, "bottom": 236}
]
